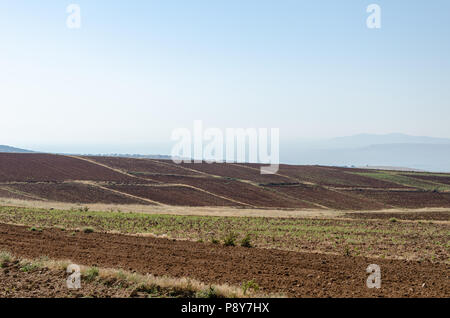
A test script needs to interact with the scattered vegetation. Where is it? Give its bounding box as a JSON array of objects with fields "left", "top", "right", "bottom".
[
  {"left": 83, "top": 266, "right": 99, "bottom": 282},
  {"left": 211, "top": 238, "right": 219, "bottom": 244},
  {"left": 240, "top": 234, "right": 253, "bottom": 248},
  {"left": 82, "top": 227, "right": 95, "bottom": 234},
  {"left": 0, "top": 251, "right": 12, "bottom": 267},
  {"left": 223, "top": 232, "right": 237, "bottom": 247},
  {"left": 20, "top": 262, "right": 39, "bottom": 272},
  {"left": 196, "top": 286, "right": 219, "bottom": 298},
  {"left": 0, "top": 206, "right": 448, "bottom": 263},
  {"left": 241, "top": 280, "right": 260, "bottom": 295},
  {"left": 0, "top": 251, "right": 273, "bottom": 298}
]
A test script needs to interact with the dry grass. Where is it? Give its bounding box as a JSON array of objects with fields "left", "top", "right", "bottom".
[
  {"left": 0, "top": 197, "right": 343, "bottom": 218},
  {"left": 2, "top": 197, "right": 450, "bottom": 221}
]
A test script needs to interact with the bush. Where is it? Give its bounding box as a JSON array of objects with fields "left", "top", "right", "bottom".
[
  {"left": 241, "top": 280, "right": 259, "bottom": 295},
  {"left": 84, "top": 266, "right": 99, "bottom": 282},
  {"left": 344, "top": 247, "right": 351, "bottom": 257},
  {"left": 0, "top": 251, "right": 12, "bottom": 267},
  {"left": 20, "top": 262, "right": 39, "bottom": 272},
  {"left": 240, "top": 234, "right": 252, "bottom": 248},
  {"left": 82, "top": 227, "right": 95, "bottom": 234},
  {"left": 196, "top": 286, "right": 219, "bottom": 298},
  {"left": 211, "top": 238, "right": 219, "bottom": 244},
  {"left": 223, "top": 232, "right": 237, "bottom": 247},
  {"left": 389, "top": 218, "right": 398, "bottom": 223}
]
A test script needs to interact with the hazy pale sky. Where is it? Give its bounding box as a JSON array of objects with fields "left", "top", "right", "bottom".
[{"left": 1, "top": 0, "right": 449, "bottom": 153}]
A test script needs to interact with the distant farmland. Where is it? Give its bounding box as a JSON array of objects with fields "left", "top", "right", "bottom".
[{"left": 1, "top": 153, "right": 450, "bottom": 209}]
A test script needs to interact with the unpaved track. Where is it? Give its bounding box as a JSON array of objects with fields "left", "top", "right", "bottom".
[{"left": 0, "top": 223, "right": 448, "bottom": 297}]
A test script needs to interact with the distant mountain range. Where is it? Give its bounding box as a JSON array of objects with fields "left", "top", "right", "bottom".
[
  {"left": 0, "top": 145, "right": 172, "bottom": 160},
  {"left": 283, "top": 134, "right": 450, "bottom": 172},
  {"left": 0, "top": 145, "right": 34, "bottom": 153},
  {"left": 306, "top": 133, "right": 450, "bottom": 149},
  {"left": 79, "top": 154, "right": 173, "bottom": 160}
]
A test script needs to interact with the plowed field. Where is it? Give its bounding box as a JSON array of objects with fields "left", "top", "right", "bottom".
[{"left": 0, "top": 223, "right": 448, "bottom": 298}]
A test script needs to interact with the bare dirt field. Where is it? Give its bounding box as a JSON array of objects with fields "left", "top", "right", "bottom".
[
  {"left": 0, "top": 259, "right": 132, "bottom": 298},
  {"left": 348, "top": 190, "right": 450, "bottom": 209},
  {"left": 106, "top": 184, "right": 239, "bottom": 207},
  {"left": 1, "top": 182, "right": 151, "bottom": 205},
  {"left": 0, "top": 223, "right": 448, "bottom": 298}
]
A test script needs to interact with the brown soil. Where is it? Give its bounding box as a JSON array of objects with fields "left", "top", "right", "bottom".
[
  {"left": 106, "top": 184, "right": 239, "bottom": 207},
  {"left": 349, "top": 190, "right": 450, "bottom": 209},
  {"left": 2, "top": 182, "right": 151, "bottom": 205},
  {"left": 0, "top": 260, "right": 132, "bottom": 298},
  {"left": 270, "top": 185, "right": 389, "bottom": 210},
  {"left": 2, "top": 154, "right": 450, "bottom": 210},
  {"left": 0, "top": 187, "right": 34, "bottom": 200},
  {"left": 274, "top": 165, "right": 411, "bottom": 188},
  {"left": 158, "top": 161, "right": 294, "bottom": 184},
  {"left": 0, "top": 153, "right": 141, "bottom": 183},
  {"left": 148, "top": 175, "right": 317, "bottom": 208},
  {"left": 87, "top": 156, "right": 202, "bottom": 176},
  {"left": 345, "top": 211, "right": 450, "bottom": 221},
  {"left": 0, "top": 223, "right": 448, "bottom": 298}
]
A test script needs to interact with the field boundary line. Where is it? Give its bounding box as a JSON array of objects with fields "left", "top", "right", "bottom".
[
  {"left": 66, "top": 155, "right": 160, "bottom": 183},
  {"left": 75, "top": 181, "right": 165, "bottom": 206},
  {"left": 0, "top": 186, "right": 48, "bottom": 201}
]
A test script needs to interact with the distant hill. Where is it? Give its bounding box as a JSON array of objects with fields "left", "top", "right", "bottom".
[
  {"left": 324, "top": 133, "right": 450, "bottom": 149},
  {"left": 282, "top": 142, "right": 450, "bottom": 172},
  {"left": 79, "top": 154, "right": 173, "bottom": 160},
  {"left": 0, "top": 145, "right": 34, "bottom": 153}
]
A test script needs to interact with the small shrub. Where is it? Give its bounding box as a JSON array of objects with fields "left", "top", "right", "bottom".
[
  {"left": 82, "top": 227, "right": 95, "bottom": 234},
  {"left": 84, "top": 266, "right": 99, "bottom": 282},
  {"left": 241, "top": 280, "right": 259, "bottom": 295},
  {"left": 196, "top": 286, "right": 219, "bottom": 298},
  {"left": 0, "top": 251, "right": 12, "bottom": 267},
  {"left": 211, "top": 238, "right": 219, "bottom": 244},
  {"left": 20, "top": 262, "right": 39, "bottom": 272},
  {"left": 240, "top": 234, "right": 252, "bottom": 248},
  {"left": 29, "top": 226, "right": 43, "bottom": 233},
  {"left": 223, "top": 232, "right": 237, "bottom": 247},
  {"left": 389, "top": 218, "right": 398, "bottom": 223},
  {"left": 344, "top": 247, "right": 351, "bottom": 257},
  {"left": 116, "top": 270, "right": 127, "bottom": 280}
]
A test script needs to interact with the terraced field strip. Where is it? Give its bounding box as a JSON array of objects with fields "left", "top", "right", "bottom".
[
  {"left": 0, "top": 186, "right": 46, "bottom": 201},
  {"left": 68, "top": 155, "right": 160, "bottom": 183},
  {"left": 75, "top": 181, "right": 163, "bottom": 206},
  {"left": 353, "top": 171, "right": 450, "bottom": 191},
  {"left": 0, "top": 153, "right": 144, "bottom": 183}
]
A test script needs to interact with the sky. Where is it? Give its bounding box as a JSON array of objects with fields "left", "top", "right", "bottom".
[{"left": 1, "top": 0, "right": 449, "bottom": 154}]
